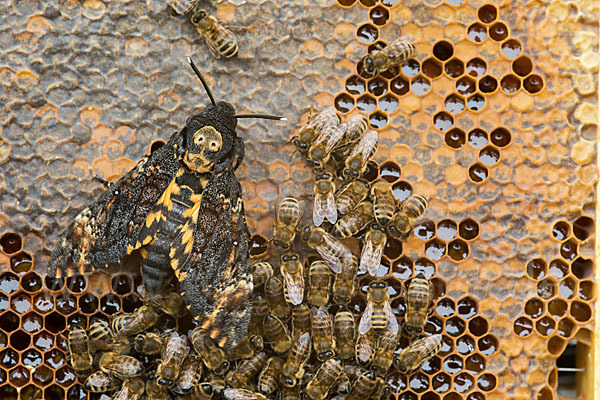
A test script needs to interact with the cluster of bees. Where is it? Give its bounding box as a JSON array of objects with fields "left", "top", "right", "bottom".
[
  {"left": 65, "top": 102, "right": 442, "bottom": 400},
  {"left": 170, "top": 0, "right": 239, "bottom": 59}
]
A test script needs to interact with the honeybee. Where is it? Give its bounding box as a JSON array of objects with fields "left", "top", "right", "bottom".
[
  {"left": 372, "top": 325, "right": 399, "bottom": 376},
  {"left": 404, "top": 273, "right": 433, "bottom": 335},
  {"left": 175, "top": 355, "right": 203, "bottom": 394},
  {"left": 292, "top": 107, "right": 340, "bottom": 154},
  {"left": 224, "top": 388, "right": 267, "bottom": 400},
  {"left": 370, "top": 180, "right": 396, "bottom": 226},
  {"left": 333, "top": 310, "right": 355, "bottom": 360},
  {"left": 307, "top": 261, "right": 331, "bottom": 307},
  {"left": 335, "top": 371, "right": 351, "bottom": 394},
  {"left": 355, "top": 330, "right": 377, "bottom": 366},
  {"left": 280, "top": 253, "right": 305, "bottom": 306},
  {"left": 358, "top": 281, "right": 399, "bottom": 335},
  {"left": 146, "top": 379, "right": 171, "bottom": 400},
  {"left": 313, "top": 171, "right": 337, "bottom": 226},
  {"left": 371, "top": 377, "right": 391, "bottom": 400},
  {"left": 394, "top": 334, "right": 442, "bottom": 373},
  {"left": 360, "top": 224, "right": 387, "bottom": 275},
  {"left": 147, "top": 292, "right": 186, "bottom": 318},
  {"left": 248, "top": 294, "right": 269, "bottom": 337},
  {"left": 67, "top": 326, "right": 92, "bottom": 375},
  {"left": 346, "top": 370, "right": 378, "bottom": 400},
  {"left": 333, "top": 201, "right": 374, "bottom": 238},
  {"left": 189, "top": 327, "right": 229, "bottom": 374},
  {"left": 134, "top": 332, "right": 165, "bottom": 355},
  {"left": 332, "top": 254, "right": 358, "bottom": 304},
  {"left": 186, "top": 382, "right": 218, "bottom": 400},
  {"left": 282, "top": 332, "right": 311, "bottom": 387},
  {"left": 311, "top": 306, "right": 335, "bottom": 362},
  {"left": 187, "top": 374, "right": 225, "bottom": 400},
  {"left": 342, "top": 130, "right": 378, "bottom": 181},
  {"left": 280, "top": 386, "right": 302, "bottom": 400},
  {"left": 99, "top": 352, "right": 143, "bottom": 379},
  {"left": 227, "top": 334, "right": 264, "bottom": 360},
  {"left": 307, "top": 124, "right": 347, "bottom": 169},
  {"left": 226, "top": 351, "right": 268, "bottom": 388},
  {"left": 362, "top": 38, "right": 415, "bottom": 75},
  {"left": 157, "top": 332, "right": 190, "bottom": 387},
  {"left": 89, "top": 319, "right": 131, "bottom": 354},
  {"left": 169, "top": 0, "right": 199, "bottom": 15},
  {"left": 301, "top": 225, "right": 352, "bottom": 274},
  {"left": 291, "top": 303, "right": 311, "bottom": 339},
  {"left": 264, "top": 276, "right": 291, "bottom": 320},
  {"left": 190, "top": 9, "right": 238, "bottom": 59},
  {"left": 336, "top": 180, "right": 370, "bottom": 216},
  {"left": 273, "top": 197, "right": 303, "bottom": 250},
  {"left": 251, "top": 261, "right": 274, "bottom": 288},
  {"left": 114, "top": 305, "right": 160, "bottom": 339},
  {"left": 306, "top": 358, "right": 343, "bottom": 400},
  {"left": 85, "top": 371, "right": 118, "bottom": 393},
  {"left": 263, "top": 314, "right": 291, "bottom": 354},
  {"left": 114, "top": 378, "right": 145, "bottom": 400},
  {"left": 111, "top": 313, "right": 134, "bottom": 335},
  {"left": 387, "top": 194, "right": 428, "bottom": 240},
  {"left": 257, "top": 356, "right": 284, "bottom": 395},
  {"left": 332, "top": 115, "right": 369, "bottom": 162}
]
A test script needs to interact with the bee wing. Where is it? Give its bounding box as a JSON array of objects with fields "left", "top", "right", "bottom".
[
  {"left": 361, "top": 237, "right": 384, "bottom": 276},
  {"left": 324, "top": 190, "right": 338, "bottom": 224},
  {"left": 358, "top": 300, "right": 374, "bottom": 335},
  {"left": 282, "top": 269, "right": 304, "bottom": 306},
  {"left": 324, "top": 124, "right": 347, "bottom": 154},
  {"left": 312, "top": 195, "right": 325, "bottom": 227},
  {"left": 199, "top": 31, "right": 223, "bottom": 59},
  {"left": 316, "top": 246, "right": 342, "bottom": 274},
  {"left": 384, "top": 300, "right": 399, "bottom": 334},
  {"left": 169, "top": 0, "right": 197, "bottom": 14},
  {"left": 162, "top": 332, "right": 178, "bottom": 362}
]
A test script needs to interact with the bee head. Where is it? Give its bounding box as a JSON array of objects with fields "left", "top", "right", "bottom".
[
  {"left": 405, "top": 325, "right": 422, "bottom": 335},
  {"left": 342, "top": 167, "right": 359, "bottom": 180},
  {"left": 157, "top": 377, "right": 173, "bottom": 387},
  {"left": 317, "top": 351, "right": 334, "bottom": 362},
  {"left": 362, "top": 55, "right": 375, "bottom": 74},
  {"left": 333, "top": 294, "right": 350, "bottom": 304},
  {"left": 249, "top": 335, "right": 264, "bottom": 351},
  {"left": 284, "top": 377, "right": 297, "bottom": 387},
  {"left": 191, "top": 9, "right": 208, "bottom": 25},
  {"left": 197, "top": 383, "right": 213, "bottom": 397}
]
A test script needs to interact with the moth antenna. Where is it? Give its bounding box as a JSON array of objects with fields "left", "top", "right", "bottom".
[
  {"left": 234, "top": 113, "right": 287, "bottom": 121},
  {"left": 187, "top": 56, "right": 216, "bottom": 106}
]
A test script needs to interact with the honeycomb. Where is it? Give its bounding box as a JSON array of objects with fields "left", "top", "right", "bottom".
[{"left": 0, "top": 0, "right": 597, "bottom": 399}]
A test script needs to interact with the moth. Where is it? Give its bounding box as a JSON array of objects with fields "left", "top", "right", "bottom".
[{"left": 49, "top": 58, "right": 285, "bottom": 349}]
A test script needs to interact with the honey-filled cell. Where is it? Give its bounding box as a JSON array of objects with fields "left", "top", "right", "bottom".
[
  {"left": 433, "top": 40, "right": 454, "bottom": 62},
  {"left": 456, "top": 76, "right": 476, "bottom": 96},
  {"left": 477, "top": 4, "right": 498, "bottom": 23},
  {"left": 423, "top": 57, "right": 443, "bottom": 78},
  {"left": 402, "top": 59, "right": 421, "bottom": 77},
  {"left": 445, "top": 58, "right": 464, "bottom": 78},
  {"left": 379, "top": 161, "right": 401, "bottom": 182},
  {"left": 445, "top": 128, "right": 466, "bottom": 149},
  {"left": 9, "top": 252, "right": 32, "bottom": 275},
  {"left": 572, "top": 216, "right": 594, "bottom": 241},
  {"left": 0, "top": 233, "right": 22, "bottom": 255},
  {"left": 489, "top": 21, "right": 508, "bottom": 41}
]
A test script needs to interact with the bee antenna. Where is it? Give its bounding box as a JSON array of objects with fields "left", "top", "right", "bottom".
[
  {"left": 187, "top": 57, "right": 216, "bottom": 106},
  {"left": 234, "top": 113, "right": 287, "bottom": 121}
]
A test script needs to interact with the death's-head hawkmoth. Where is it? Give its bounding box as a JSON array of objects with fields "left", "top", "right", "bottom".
[{"left": 49, "top": 58, "right": 285, "bottom": 349}]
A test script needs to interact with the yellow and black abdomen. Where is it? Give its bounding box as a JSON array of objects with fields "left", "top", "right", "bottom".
[{"left": 207, "top": 25, "right": 238, "bottom": 58}]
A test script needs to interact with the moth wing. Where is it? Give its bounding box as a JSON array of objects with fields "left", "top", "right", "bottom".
[
  {"left": 384, "top": 300, "right": 399, "bottom": 334},
  {"left": 49, "top": 135, "right": 182, "bottom": 277},
  {"left": 358, "top": 300, "right": 374, "bottom": 335},
  {"left": 176, "top": 170, "right": 253, "bottom": 350}
]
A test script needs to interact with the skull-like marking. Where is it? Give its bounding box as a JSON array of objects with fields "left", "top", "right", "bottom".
[{"left": 184, "top": 126, "right": 223, "bottom": 173}]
